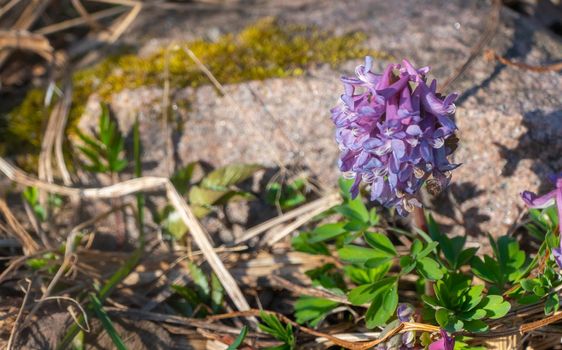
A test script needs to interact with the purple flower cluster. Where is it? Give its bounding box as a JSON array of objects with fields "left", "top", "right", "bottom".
[{"left": 331, "top": 57, "right": 460, "bottom": 215}]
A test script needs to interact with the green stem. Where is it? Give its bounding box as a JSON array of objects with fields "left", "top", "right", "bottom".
[{"left": 57, "top": 119, "right": 146, "bottom": 350}]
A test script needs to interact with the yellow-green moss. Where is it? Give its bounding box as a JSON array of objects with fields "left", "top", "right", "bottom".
[{"left": 3, "top": 18, "right": 391, "bottom": 161}]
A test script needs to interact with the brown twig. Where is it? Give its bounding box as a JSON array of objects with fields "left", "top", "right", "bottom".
[
  {"left": 206, "top": 309, "right": 440, "bottom": 350},
  {"left": 520, "top": 310, "right": 562, "bottom": 334},
  {"left": 484, "top": 49, "right": 562, "bottom": 73}
]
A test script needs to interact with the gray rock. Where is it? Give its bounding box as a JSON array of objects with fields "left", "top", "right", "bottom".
[{"left": 82, "top": 0, "right": 561, "bottom": 241}]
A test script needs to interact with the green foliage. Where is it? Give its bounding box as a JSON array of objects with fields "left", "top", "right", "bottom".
[
  {"left": 525, "top": 205, "right": 559, "bottom": 241},
  {"left": 23, "top": 186, "right": 46, "bottom": 221},
  {"left": 399, "top": 239, "right": 443, "bottom": 280},
  {"left": 170, "top": 162, "right": 199, "bottom": 195},
  {"left": 226, "top": 326, "right": 248, "bottom": 350},
  {"left": 90, "top": 294, "right": 128, "bottom": 350},
  {"left": 170, "top": 262, "right": 225, "bottom": 317},
  {"left": 259, "top": 312, "right": 295, "bottom": 350},
  {"left": 266, "top": 178, "right": 307, "bottom": 210},
  {"left": 470, "top": 235, "right": 528, "bottom": 293},
  {"left": 159, "top": 163, "right": 261, "bottom": 239},
  {"left": 291, "top": 231, "right": 330, "bottom": 255},
  {"left": 511, "top": 264, "right": 562, "bottom": 315},
  {"left": 422, "top": 273, "right": 510, "bottom": 333},
  {"left": 292, "top": 178, "right": 379, "bottom": 255},
  {"left": 294, "top": 296, "right": 340, "bottom": 327},
  {"left": 26, "top": 252, "right": 58, "bottom": 274},
  {"left": 77, "top": 104, "right": 127, "bottom": 174},
  {"left": 22, "top": 187, "right": 63, "bottom": 221},
  {"left": 427, "top": 215, "right": 478, "bottom": 271},
  {"left": 338, "top": 232, "right": 398, "bottom": 267}
]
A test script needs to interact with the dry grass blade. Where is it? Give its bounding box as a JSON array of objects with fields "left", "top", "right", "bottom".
[
  {"left": 71, "top": 0, "right": 103, "bottom": 31},
  {"left": 0, "top": 197, "right": 39, "bottom": 254},
  {"left": 39, "top": 82, "right": 71, "bottom": 188},
  {"left": 101, "top": 1, "right": 142, "bottom": 43},
  {"left": 54, "top": 82, "right": 73, "bottom": 185},
  {"left": 165, "top": 182, "right": 253, "bottom": 315},
  {"left": 0, "top": 157, "right": 252, "bottom": 314},
  {"left": 234, "top": 192, "right": 341, "bottom": 244},
  {"left": 21, "top": 229, "right": 81, "bottom": 327},
  {"left": 261, "top": 195, "right": 340, "bottom": 246},
  {"left": 6, "top": 278, "right": 33, "bottom": 350},
  {"left": 36, "top": 6, "right": 128, "bottom": 35},
  {"left": 0, "top": 30, "right": 53, "bottom": 62},
  {"left": 0, "top": 0, "right": 22, "bottom": 18},
  {"left": 0, "top": 0, "right": 52, "bottom": 69}
]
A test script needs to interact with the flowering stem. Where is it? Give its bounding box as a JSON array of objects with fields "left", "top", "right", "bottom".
[
  {"left": 412, "top": 206, "right": 434, "bottom": 296},
  {"left": 412, "top": 206, "right": 428, "bottom": 233}
]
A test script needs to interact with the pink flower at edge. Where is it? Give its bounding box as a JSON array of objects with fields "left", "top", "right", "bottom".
[
  {"left": 428, "top": 329, "right": 455, "bottom": 350},
  {"left": 521, "top": 173, "right": 562, "bottom": 268}
]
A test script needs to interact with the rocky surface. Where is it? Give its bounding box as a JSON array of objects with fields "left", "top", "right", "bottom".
[{"left": 80, "top": 0, "right": 561, "bottom": 241}]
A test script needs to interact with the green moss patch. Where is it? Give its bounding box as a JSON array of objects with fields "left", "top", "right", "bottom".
[{"left": 3, "top": 17, "right": 391, "bottom": 162}]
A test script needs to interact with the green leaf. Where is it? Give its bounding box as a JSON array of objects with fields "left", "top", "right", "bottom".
[
  {"left": 343, "top": 263, "right": 390, "bottom": 285},
  {"left": 456, "top": 247, "right": 479, "bottom": 269},
  {"left": 365, "top": 283, "right": 398, "bottom": 328},
  {"left": 422, "top": 295, "right": 440, "bottom": 309},
  {"left": 411, "top": 239, "right": 423, "bottom": 256},
  {"left": 337, "top": 245, "right": 385, "bottom": 264},
  {"left": 347, "top": 277, "right": 396, "bottom": 305},
  {"left": 480, "top": 295, "right": 510, "bottom": 319},
  {"left": 259, "top": 312, "right": 295, "bottom": 349},
  {"left": 399, "top": 256, "right": 417, "bottom": 275},
  {"left": 188, "top": 186, "right": 227, "bottom": 207},
  {"left": 292, "top": 232, "right": 329, "bottom": 255},
  {"left": 90, "top": 294, "right": 128, "bottom": 350},
  {"left": 417, "top": 241, "right": 439, "bottom": 259},
  {"left": 162, "top": 210, "right": 188, "bottom": 239},
  {"left": 463, "top": 319, "right": 488, "bottom": 333},
  {"left": 187, "top": 262, "right": 210, "bottom": 300},
  {"left": 364, "top": 256, "right": 394, "bottom": 267},
  {"left": 226, "top": 326, "right": 248, "bottom": 350},
  {"left": 201, "top": 164, "right": 262, "bottom": 190},
  {"left": 459, "top": 308, "right": 487, "bottom": 320},
  {"left": 308, "top": 223, "right": 347, "bottom": 243},
  {"left": 338, "top": 177, "right": 354, "bottom": 199},
  {"left": 364, "top": 232, "right": 397, "bottom": 256},
  {"left": 544, "top": 293, "right": 559, "bottom": 315},
  {"left": 265, "top": 179, "right": 307, "bottom": 210},
  {"left": 519, "top": 278, "right": 539, "bottom": 292},
  {"left": 347, "top": 196, "right": 369, "bottom": 222},
  {"left": 435, "top": 308, "right": 451, "bottom": 328},
  {"left": 294, "top": 296, "right": 339, "bottom": 326},
  {"left": 171, "top": 162, "right": 199, "bottom": 194},
  {"left": 417, "top": 257, "right": 443, "bottom": 280},
  {"left": 211, "top": 273, "right": 224, "bottom": 312}
]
